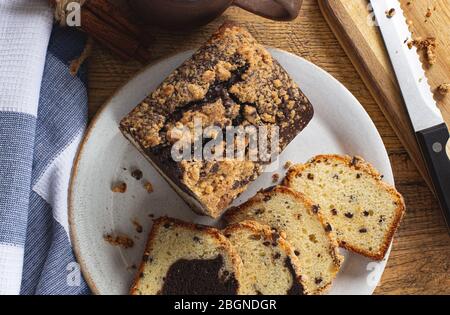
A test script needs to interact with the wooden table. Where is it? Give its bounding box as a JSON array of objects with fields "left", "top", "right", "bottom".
[{"left": 87, "top": 0, "right": 450, "bottom": 295}]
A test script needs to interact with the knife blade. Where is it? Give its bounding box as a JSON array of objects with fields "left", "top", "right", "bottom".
[{"left": 371, "top": 0, "right": 450, "bottom": 230}]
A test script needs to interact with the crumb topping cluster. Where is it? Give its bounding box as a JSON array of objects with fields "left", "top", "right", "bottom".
[
  {"left": 120, "top": 24, "right": 313, "bottom": 216},
  {"left": 408, "top": 37, "right": 437, "bottom": 66}
]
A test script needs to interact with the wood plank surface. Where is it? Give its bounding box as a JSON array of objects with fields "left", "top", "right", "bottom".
[
  {"left": 318, "top": 0, "right": 450, "bottom": 196},
  {"left": 318, "top": 0, "right": 430, "bottom": 190},
  {"left": 87, "top": 0, "right": 450, "bottom": 295}
]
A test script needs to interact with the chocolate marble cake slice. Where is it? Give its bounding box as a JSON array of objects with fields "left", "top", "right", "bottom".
[
  {"left": 120, "top": 23, "right": 314, "bottom": 218},
  {"left": 130, "top": 217, "right": 242, "bottom": 295},
  {"left": 223, "top": 220, "right": 308, "bottom": 295},
  {"left": 224, "top": 186, "right": 343, "bottom": 294}
]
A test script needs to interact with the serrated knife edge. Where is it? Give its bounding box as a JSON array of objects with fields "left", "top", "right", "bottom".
[
  {"left": 370, "top": 0, "right": 443, "bottom": 132},
  {"left": 371, "top": 0, "right": 450, "bottom": 233}
]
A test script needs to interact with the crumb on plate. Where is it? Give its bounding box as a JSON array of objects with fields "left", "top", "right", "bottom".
[
  {"left": 131, "top": 169, "right": 143, "bottom": 180},
  {"left": 132, "top": 219, "right": 143, "bottom": 233},
  {"left": 144, "top": 181, "right": 153, "bottom": 193},
  {"left": 103, "top": 233, "right": 134, "bottom": 249},
  {"left": 111, "top": 182, "right": 127, "bottom": 193}
]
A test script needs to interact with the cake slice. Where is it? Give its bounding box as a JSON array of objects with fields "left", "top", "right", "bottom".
[
  {"left": 283, "top": 155, "right": 406, "bottom": 260},
  {"left": 224, "top": 186, "right": 343, "bottom": 294},
  {"left": 223, "top": 220, "right": 308, "bottom": 295},
  {"left": 120, "top": 23, "right": 314, "bottom": 218},
  {"left": 130, "top": 217, "right": 242, "bottom": 295}
]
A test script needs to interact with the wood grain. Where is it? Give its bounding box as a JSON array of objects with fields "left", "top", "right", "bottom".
[
  {"left": 87, "top": 0, "right": 450, "bottom": 294},
  {"left": 318, "top": 0, "right": 450, "bottom": 192},
  {"left": 400, "top": 0, "right": 450, "bottom": 120},
  {"left": 318, "top": 0, "right": 450, "bottom": 294}
]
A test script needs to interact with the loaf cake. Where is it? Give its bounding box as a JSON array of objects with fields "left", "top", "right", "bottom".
[
  {"left": 224, "top": 186, "right": 343, "bottom": 294},
  {"left": 130, "top": 217, "right": 242, "bottom": 295},
  {"left": 283, "top": 155, "right": 406, "bottom": 260},
  {"left": 223, "top": 220, "right": 308, "bottom": 295},
  {"left": 120, "top": 23, "right": 314, "bottom": 218}
]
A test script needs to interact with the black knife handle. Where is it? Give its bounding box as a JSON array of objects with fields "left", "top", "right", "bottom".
[{"left": 416, "top": 123, "right": 450, "bottom": 231}]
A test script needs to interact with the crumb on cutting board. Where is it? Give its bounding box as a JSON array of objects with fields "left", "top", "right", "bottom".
[
  {"left": 437, "top": 83, "right": 449, "bottom": 96},
  {"left": 407, "top": 37, "right": 437, "bottom": 65},
  {"left": 103, "top": 233, "right": 134, "bottom": 249},
  {"left": 425, "top": 7, "right": 432, "bottom": 18},
  {"left": 111, "top": 182, "right": 127, "bottom": 193}
]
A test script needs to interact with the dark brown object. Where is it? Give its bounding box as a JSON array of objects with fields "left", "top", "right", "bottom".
[
  {"left": 344, "top": 212, "right": 354, "bottom": 219},
  {"left": 132, "top": 219, "right": 143, "bottom": 233},
  {"left": 437, "top": 83, "right": 449, "bottom": 96},
  {"left": 386, "top": 8, "right": 396, "bottom": 18},
  {"left": 103, "top": 233, "right": 134, "bottom": 248},
  {"left": 49, "top": 0, "right": 151, "bottom": 63},
  {"left": 161, "top": 255, "right": 239, "bottom": 295},
  {"left": 128, "top": 0, "right": 303, "bottom": 29},
  {"left": 120, "top": 23, "right": 314, "bottom": 218},
  {"left": 131, "top": 169, "right": 143, "bottom": 180},
  {"left": 284, "top": 257, "right": 305, "bottom": 295},
  {"left": 129, "top": 217, "right": 241, "bottom": 295},
  {"left": 312, "top": 205, "right": 320, "bottom": 213}
]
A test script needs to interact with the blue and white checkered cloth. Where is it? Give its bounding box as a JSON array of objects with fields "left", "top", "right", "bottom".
[{"left": 0, "top": 0, "right": 90, "bottom": 294}]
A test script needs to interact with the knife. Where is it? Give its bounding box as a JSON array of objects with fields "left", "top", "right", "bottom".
[{"left": 370, "top": 0, "right": 450, "bottom": 230}]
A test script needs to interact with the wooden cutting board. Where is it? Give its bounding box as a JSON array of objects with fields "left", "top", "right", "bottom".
[{"left": 318, "top": 0, "right": 450, "bottom": 191}]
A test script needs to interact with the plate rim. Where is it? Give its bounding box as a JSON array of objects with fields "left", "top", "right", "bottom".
[
  {"left": 68, "top": 52, "right": 185, "bottom": 295},
  {"left": 69, "top": 48, "right": 391, "bottom": 295}
]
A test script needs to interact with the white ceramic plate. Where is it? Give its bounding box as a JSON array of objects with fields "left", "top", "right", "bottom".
[{"left": 69, "top": 49, "right": 393, "bottom": 295}]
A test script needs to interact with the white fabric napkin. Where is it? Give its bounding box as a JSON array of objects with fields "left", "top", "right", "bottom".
[{"left": 0, "top": 0, "right": 53, "bottom": 295}]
